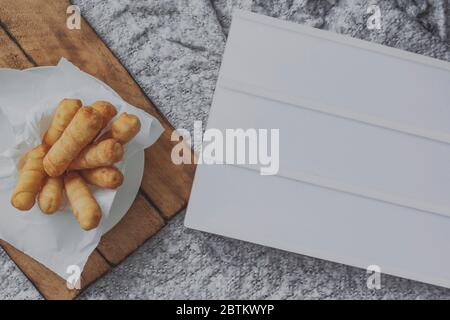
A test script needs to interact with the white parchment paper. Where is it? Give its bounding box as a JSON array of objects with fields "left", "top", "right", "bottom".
[{"left": 0, "top": 58, "right": 163, "bottom": 280}]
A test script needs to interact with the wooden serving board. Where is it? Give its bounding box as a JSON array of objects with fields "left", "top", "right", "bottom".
[{"left": 0, "top": 0, "right": 195, "bottom": 299}]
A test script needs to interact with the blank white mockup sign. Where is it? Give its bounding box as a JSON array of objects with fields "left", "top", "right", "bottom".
[{"left": 185, "top": 10, "right": 450, "bottom": 288}]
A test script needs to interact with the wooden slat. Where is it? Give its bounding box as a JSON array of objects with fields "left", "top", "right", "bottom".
[
  {"left": 0, "top": 27, "right": 32, "bottom": 69},
  {"left": 0, "top": 240, "right": 110, "bottom": 300},
  {"left": 98, "top": 194, "right": 165, "bottom": 265},
  {"left": 0, "top": 0, "right": 195, "bottom": 218}
]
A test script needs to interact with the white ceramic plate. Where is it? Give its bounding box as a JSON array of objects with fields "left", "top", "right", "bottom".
[{"left": 12, "top": 66, "right": 144, "bottom": 234}]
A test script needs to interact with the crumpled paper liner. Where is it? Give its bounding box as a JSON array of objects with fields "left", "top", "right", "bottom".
[{"left": 0, "top": 58, "right": 163, "bottom": 279}]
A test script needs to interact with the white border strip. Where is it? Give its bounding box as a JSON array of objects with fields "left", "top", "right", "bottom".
[
  {"left": 204, "top": 161, "right": 450, "bottom": 219},
  {"left": 234, "top": 10, "right": 450, "bottom": 72},
  {"left": 219, "top": 79, "right": 450, "bottom": 144}
]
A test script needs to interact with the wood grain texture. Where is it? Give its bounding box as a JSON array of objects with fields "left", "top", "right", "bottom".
[
  {"left": 98, "top": 194, "right": 165, "bottom": 265},
  {"left": 0, "top": 28, "right": 32, "bottom": 69},
  {"left": 0, "top": 0, "right": 195, "bottom": 218},
  {"left": 0, "top": 0, "right": 195, "bottom": 299},
  {"left": 0, "top": 240, "right": 110, "bottom": 300}
]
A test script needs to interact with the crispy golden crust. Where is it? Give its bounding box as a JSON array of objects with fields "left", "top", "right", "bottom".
[
  {"left": 81, "top": 166, "right": 124, "bottom": 189},
  {"left": 11, "top": 144, "right": 49, "bottom": 211},
  {"left": 100, "top": 112, "right": 141, "bottom": 144},
  {"left": 64, "top": 172, "right": 102, "bottom": 231},
  {"left": 91, "top": 101, "right": 117, "bottom": 130},
  {"left": 38, "top": 177, "right": 64, "bottom": 214},
  {"left": 68, "top": 138, "right": 124, "bottom": 170},
  {"left": 44, "top": 107, "right": 103, "bottom": 177},
  {"left": 43, "top": 99, "right": 82, "bottom": 146}
]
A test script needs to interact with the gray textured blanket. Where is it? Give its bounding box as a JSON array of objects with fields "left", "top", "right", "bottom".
[{"left": 1, "top": 0, "right": 450, "bottom": 299}]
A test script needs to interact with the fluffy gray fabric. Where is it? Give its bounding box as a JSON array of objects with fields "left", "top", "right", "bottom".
[{"left": 1, "top": 0, "right": 450, "bottom": 299}]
